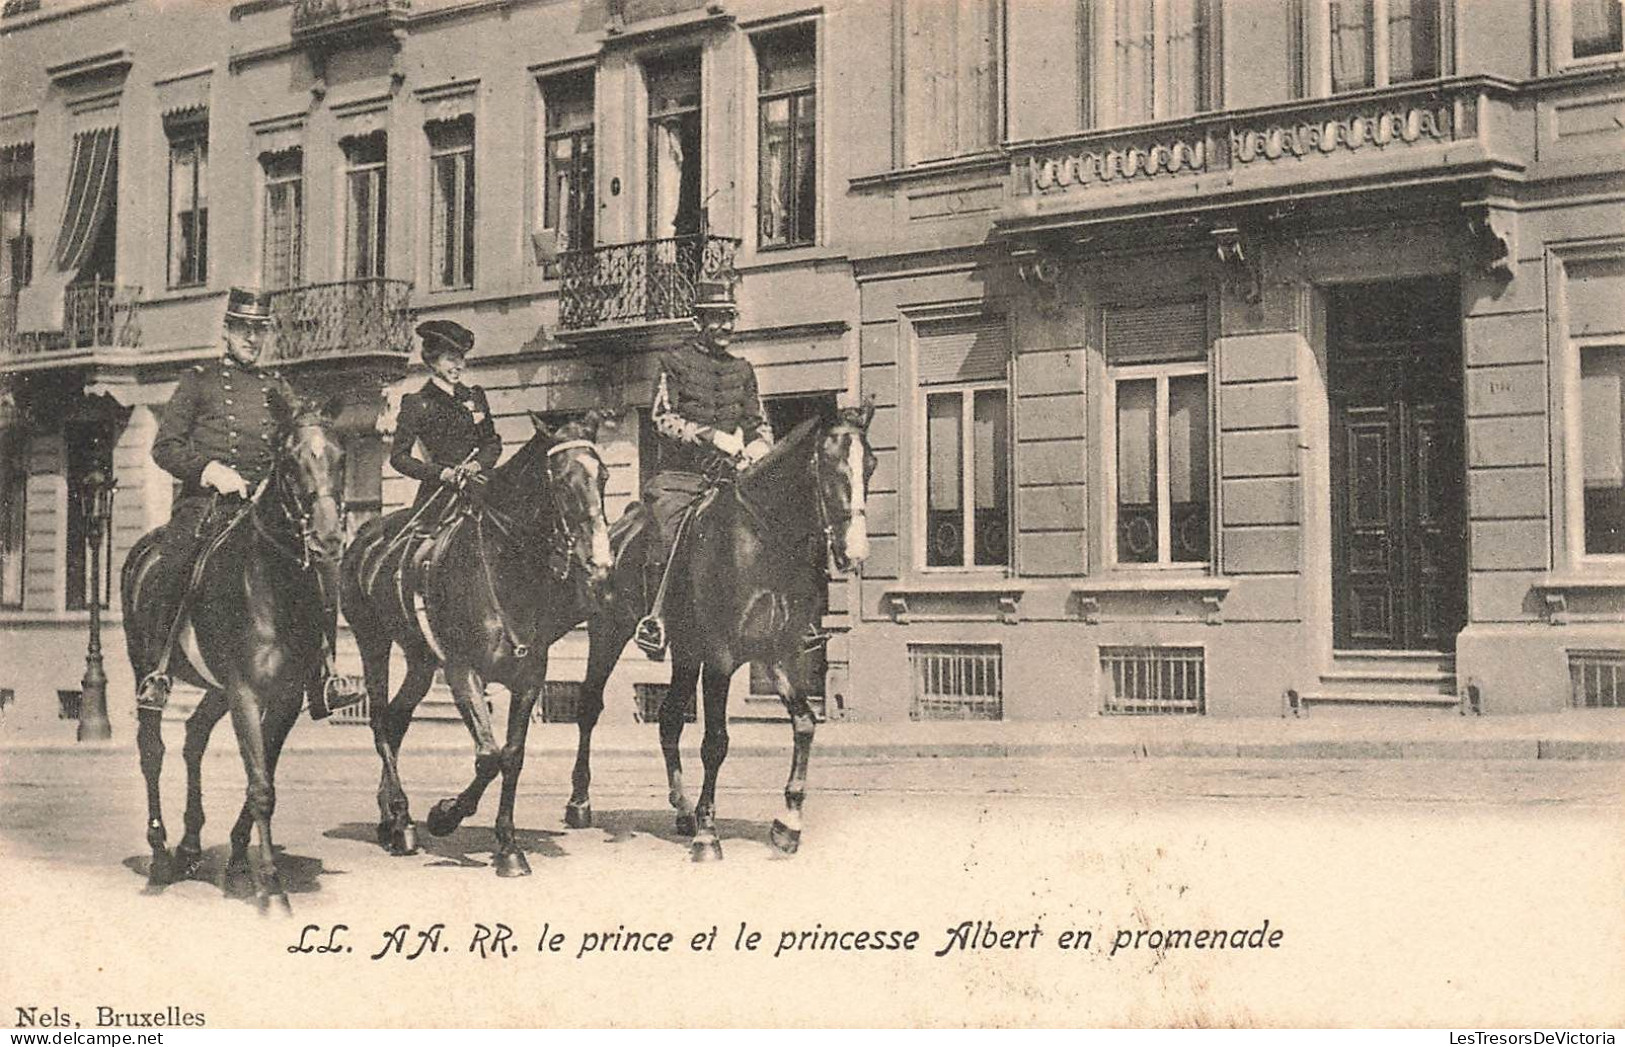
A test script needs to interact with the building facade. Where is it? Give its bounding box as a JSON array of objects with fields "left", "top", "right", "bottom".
[{"left": 1, "top": 0, "right": 1622, "bottom": 729}]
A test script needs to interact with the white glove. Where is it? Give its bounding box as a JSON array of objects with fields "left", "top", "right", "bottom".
[
  {"left": 740, "top": 438, "right": 772, "bottom": 469},
  {"left": 201, "top": 460, "right": 249, "bottom": 497},
  {"left": 711, "top": 429, "right": 745, "bottom": 458}
]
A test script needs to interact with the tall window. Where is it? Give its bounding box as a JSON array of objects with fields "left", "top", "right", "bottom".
[
  {"left": 0, "top": 428, "right": 25, "bottom": 608},
  {"left": 542, "top": 71, "right": 595, "bottom": 255},
  {"left": 755, "top": 24, "right": 816, "bottom": 249},
  {"left": 1568, "top": 0, "right": 1624, "bottom": 61},
  {"left": 343, "top": 132, "right": 388, "bottom": 280},
  {"left": 1099, "top": 0, "right": 1222, "bottom": 125},
  {"left": 918, "top": 317, "right": 1010, "bottom": 569},
  {"left": 1579, "top": 342, "right": 1625, "bottom": 557},
  {"left": 428, "top": 117, "right": 475, "bottom": 290},
  {"left": 260, "top": 150, "right": 302, "bottom": 290},
  {"left": 166, "top": 119, "right": 208, "bottom": 288},
  {"left": 646, "top": 54, "right": 703, "bottom": 240},
  {"left": 1327, "top": 0, "right": 1444, "bottom": 92},
  {"left": 1, "top": 145, "right": 32, "bottom": 293},
  {"left": 901, "top": 0, "right": 999, "bottom": 162},
  {"left": 1103, "top": 302, "right": 1211, "bottom": 567}
]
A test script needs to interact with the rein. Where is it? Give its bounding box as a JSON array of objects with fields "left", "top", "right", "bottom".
[{"left": 732, "top": 425, "right": 855, "bottom": 571}]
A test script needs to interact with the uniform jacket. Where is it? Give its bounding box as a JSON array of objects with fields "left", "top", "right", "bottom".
[
  {"left": 152, "top": 357, "right": 298, "bottom": 499},
  {"left": 390, "top": 379, "right": 503, "bottom": 507},
  {"left": 650, "top": 339, "right": 771, "bottom": 475}
]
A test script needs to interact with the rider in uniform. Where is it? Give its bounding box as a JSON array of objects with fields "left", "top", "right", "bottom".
[
  {"left": 139, "top": 287, "right": 362, "bottom": 719},
  {"left": 389, "top": 320, "right": 503, "bottom": 513},
  {"left": 634, "top": 279, "right": 773, "bottom": 659}
]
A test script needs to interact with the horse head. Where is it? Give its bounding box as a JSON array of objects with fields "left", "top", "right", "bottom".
[
  {"left": 267, "top": 390, "right": 348, "bottom": 589},
  {"left": 530, "top": 409, "right": 614, "bottom": 594},
  {"left": 815, "top": 398, "right": 877, "bottom": 575}
]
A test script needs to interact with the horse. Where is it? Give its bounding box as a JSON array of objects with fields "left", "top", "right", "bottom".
[
  {"left": 340, "top": 411, "right": 612, "bottom": 876},
  {"left": 121, "top": 394, "right": 347, "bottom": 913},
  {"left": 563, "top": 402, "right": 876, "bottom": 860}
]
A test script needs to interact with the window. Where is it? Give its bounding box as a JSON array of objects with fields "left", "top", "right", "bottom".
[
  {"left": 917, "top": 317, "right": 1010, "bottom": 569},
  {"left": 1578, "top": 343, "right": 1625, "bottom": 557},
  {"left": 260, "top": 150, "right": 302, "bottom": 290},
  {"left": 1565, "top": 0, "right": 1624, "bottom": 62},
  {"left": 542, "top": 70, "right": 595, "bottom": 254},
  {"left": 343, "top": 132, "right": 387, "bottom": 280},
  {"left": 901, "top": 0, "right": 999, "bottom": 162},
  {"left": 0, "top": 428, "right": 25, "bottom": 608},
  {"left": 427, "top": 117, "right": 474, "bottom": 290},
  {"left": 1100, "top": 646, "right": 1206, "bottom": 715},
  {"left": 1, "top": 144, "right": 32, "bottom": 292},
  {"left": 646, "top": 53, "right": 702, "bottom": 240},
  {"left": 1103, "top": 301, "right": 1211, "bottom": 567},
  {"left": 344, "top": 433, "right": 385, "bottom": 542},
  {"left": 755, "top": 24, "right": 816, "bottom": 249},
  {"left": 1093, "top": 0, "right": 1221, "bottom": 125},
  {"left": 166, "top": 119, "right": 208, "bottom": 288},
  {"left": 1325, "top": 0, "right": 1445, "bottom": 92},
  {"left": 909, "top": 644, "right": 1003, "bottom": 721}
]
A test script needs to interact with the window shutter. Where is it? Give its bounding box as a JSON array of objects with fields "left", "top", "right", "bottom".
[
  {"left": 1104, "top": 300, "right": 1208, "bottom": 365},
  {"left": 917, "top": 316, "right": 1008, "bottom": 385},
  {"left": 1567, "top": 257, "right": 1625, "bottom": 338}
]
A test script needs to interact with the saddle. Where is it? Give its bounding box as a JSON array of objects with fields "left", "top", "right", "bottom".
[{"left": 365, "top": 505, "right": 472, "bottom": 663}]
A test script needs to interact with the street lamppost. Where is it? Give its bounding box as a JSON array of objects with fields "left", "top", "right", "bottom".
[{"left": 77, "top": 465, "right": 116, "bottom": 743}]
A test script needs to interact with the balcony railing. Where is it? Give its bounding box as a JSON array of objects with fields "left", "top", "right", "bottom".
[
  {"left": 557, "top": 234, "right": 740, "bottom": 332},
  {"left": 291, "top": 0, "right": 411, "bottom": 45},
  {"left": 0, "top": 280, "right": 141, "bottom": 362},
  {"left": 265, "top": 278, "right": 413, "bottom": 366},
  {"left": 1008, "top": 77, "right": 1511, "bottom": 216}
]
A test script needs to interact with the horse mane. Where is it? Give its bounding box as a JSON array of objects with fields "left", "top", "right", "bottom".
[
  {"left": 736, "top": 416, "right": 821, "bottom": 499},
  {"left": 483, "top": 430, "right": 550, "bottom": 514}
]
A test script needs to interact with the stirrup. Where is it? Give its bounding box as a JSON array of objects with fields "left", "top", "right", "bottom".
[
  {"left": 800, "top": 627, "right": 834, "bottom": 655},
  {"left": 136, "top": 672, "right": 173, "bottom": 712},
  {"left": 633, "top": 615, "right": 668, "bottom": 662},
  {"left": 324, "top": 674, "right": 367, "bottom": 710}
]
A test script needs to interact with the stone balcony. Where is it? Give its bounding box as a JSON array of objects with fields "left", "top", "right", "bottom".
[{"left": 290, "top": 0, "right": 411, "bottom": 49}]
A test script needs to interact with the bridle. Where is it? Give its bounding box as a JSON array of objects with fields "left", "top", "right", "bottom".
[
  {"left": 251, "top": 421, "right": 344, "bottom": 572},
  {"left": 809, "top": 423, "right": 867, "bottom": 575},
  {"left": 539, "top": 437, "right": 609, "bottom": 580}
]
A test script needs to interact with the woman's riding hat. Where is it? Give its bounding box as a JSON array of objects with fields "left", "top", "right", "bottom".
[
  {"left": 417, "top": 319, "right": 476, "bottom": 361},
  {"left": 224, "top": 286, "right": 275, "bottom": 325},
  {"left": 692, "top": 279, "right": 738, "bottom": 315}
]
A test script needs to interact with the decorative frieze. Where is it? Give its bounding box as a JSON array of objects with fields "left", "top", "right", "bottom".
[
  {"left": 1026, "top": 137, "right": 1207, "bottom": 194},
  {"left": 1230, "top": 103, "right": 1454, "bottom": 164}
]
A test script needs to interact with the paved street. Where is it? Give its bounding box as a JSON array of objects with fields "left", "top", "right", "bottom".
[{"left": 2, "top": 742, "right": 1621, "bottom": 1027}]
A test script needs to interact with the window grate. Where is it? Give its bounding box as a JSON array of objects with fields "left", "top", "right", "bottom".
[
  {"left": 909, "top": 644, "right": 1003, "bottom": 721},
  {"left": 1569, "top": 650, "right": 1625, "bottom": 709},
  {"left": 1100, "top": 646, "right": 1205, "bottom": 715}
]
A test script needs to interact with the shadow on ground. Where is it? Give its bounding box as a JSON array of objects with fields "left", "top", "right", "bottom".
[
  {"left": 121, "top": 844, "right": 332, "bottom": 905},
  {"left": 324, "top": 821, "right": 569, "bottom": 868}
]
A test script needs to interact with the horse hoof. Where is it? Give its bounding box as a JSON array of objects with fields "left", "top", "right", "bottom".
[
  {"left": 770, "top": 820, "right": 802, "bottom": 855},
  {"left": 172, "top": 843, "right": 205, "bottom": 880},
  {"left": 258, "top": 892, "right": 293, "bottom": 916},
  {"left": 375, "top": 821, "right": 392, "bottom": 849},
  {"left": 392, "top": 824, "right": 419, "bottom": 856},
  {"left": 493, "top": 850, "right": 532, "bottom": 878},
  {"left": 146, "top": 848, "right": 175, "bottom": 888},
  {"left": 564, "top": 802, "right": 593, "bottom": 830},
  {"left": 689, "top": 836, "right": 724, "bottom": 863},
  {"left": 674, "top": 813, "right": 698, "bottom": 837},
  {"left": 425, "top": 798, "right": 466, "bottom": 837},
  {"left": 223, "top": 857, "right": 255, "bottom": 899}
]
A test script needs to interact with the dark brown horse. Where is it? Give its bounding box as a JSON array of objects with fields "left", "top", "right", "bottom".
[
  {"left": 121, "top": 395, "right": 347, "bottom": 912},
  {"left": 564, "top": 404, "right": 876, "bottom": 860},
  {"left": 341, "top": 412, "right": 611, "bottom": 876}
]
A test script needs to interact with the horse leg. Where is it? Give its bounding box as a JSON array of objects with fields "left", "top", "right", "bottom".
[
  {"left": 174, "top": 688, "right": 230, "bottom": 879},
  {"left": 690, "top": 662, "right": 733, "bottom": 863},
  {"left": 661, "top": 657, "right": 702, "bottom": 837},
  {"left": 768, "top": 663, "right": 815, "bottom": 856},
  {"left": 371, "top": 647, "right": 433, "bottom": 855},
  {"left": 225, "top": 682, "right": 302, "bottom": 909},
  {"left": 566, "top": 624, "right": 625, "bottom": 829},
  {"left": 425, "top": 662, "right": 501, "bottom": 839},
  {"left": 492, "top": 663, "right": 545, "bottom": 878},
  {"left": 222, "top": 678, "right": 290, "bottom": 914},
  {"left": 136, "top": 707, "right": 172, "bottom": 888}
]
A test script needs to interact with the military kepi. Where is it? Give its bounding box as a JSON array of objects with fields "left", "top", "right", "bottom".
[
  {"left": 417, "top": 319, "right": 476, "bottom": 361},
  {"left": 692, "top": 278, "right": 738, "bottom": 313},
  {"left": 224, "top": 286, "right": 275, "bottom": 325}
]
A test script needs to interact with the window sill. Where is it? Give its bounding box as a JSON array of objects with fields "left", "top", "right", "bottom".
[
  {"left": 1534, "top": 572, "right": 1625, "bottom": 625},
  {"left": 880, "top": 578, "right": 1023, "bottom": 625},
  {"left": 1071, "top": 574, "right": 1232, "bottom": 625},
  {"left": 142, "top": 285, "right": 224, "bottom": 307},
  {"left": 735, "top": 245, "right": 848, "bottom": 273},
  {"left": 848, "top": 153, "right": 1009, "bottom": 193}
]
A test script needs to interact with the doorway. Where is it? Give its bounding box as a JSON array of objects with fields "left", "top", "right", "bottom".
[{"left": 1328, "top": 278, "right": 1466, "bottom": 652}]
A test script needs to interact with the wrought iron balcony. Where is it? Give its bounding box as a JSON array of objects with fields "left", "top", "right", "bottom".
[
  {"left": 557, "top": 234, "right": 740, "bottom": 332},
  {"left": 264, "top": 278, "right": 413, "bottom": 366},
  {"left": 291, "top": 0, "right": 411, "bottom": 47},
  {"left": 0, "top": 280, "right": 141, "bottom": 362}
]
